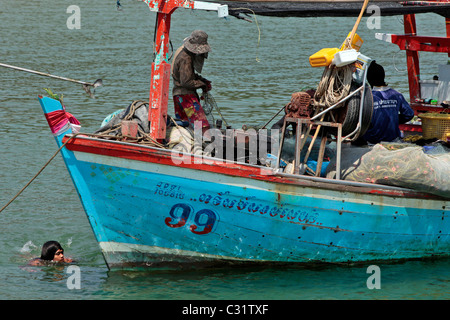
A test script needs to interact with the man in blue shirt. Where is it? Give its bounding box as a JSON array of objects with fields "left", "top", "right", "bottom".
[{"left": 362, "top": 61, "right": 414, "bottom": 144}]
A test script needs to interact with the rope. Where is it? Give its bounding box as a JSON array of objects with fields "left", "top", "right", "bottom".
[
  {"left": 0, "top": 117, "right": 169, "bottom": 214},
  {"left": 96, "top": 100, "right": 166, "bottom": 148},
  {"left": 228, "top": 7, "right": 261, "bottom": 63},
  {"left": 98, "top": 100, "right": 146, "bottom": 136},
  {"left": 314, "top": 64, "right": 353, "bottom": 109},
  {"left": 261, "top": 105, "right": 286, "bottom": 129},
  {"left": 0, "top": 134, "right": 79, "bottom": 214},
  {"left": 1, "top": 98, "right": 177, "bottom": 214}
]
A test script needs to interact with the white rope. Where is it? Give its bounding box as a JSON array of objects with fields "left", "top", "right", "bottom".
[{"left": 314, "top": 64, "right": 353, "bottom": 108}]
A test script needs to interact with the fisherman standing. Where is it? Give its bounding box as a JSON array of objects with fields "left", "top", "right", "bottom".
[{"left": 171, "top": 30, "right": 212, "bottom": 134}]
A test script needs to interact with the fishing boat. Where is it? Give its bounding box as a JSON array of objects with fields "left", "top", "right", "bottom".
[{"left": 37, "top": 0, "right": 449, "bottom": 269}]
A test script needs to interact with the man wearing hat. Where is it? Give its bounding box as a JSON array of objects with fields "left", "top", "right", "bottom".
[
  {"left": 172, "top": 30, "right": 212, "bottom": 133},
  {"left": 361, "top": 61, "right": 414, "bottom": 144}
]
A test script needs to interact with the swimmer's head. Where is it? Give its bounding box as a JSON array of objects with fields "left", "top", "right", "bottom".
[{"left": 40, "top": 241, "right": 64, "bottom": 261}]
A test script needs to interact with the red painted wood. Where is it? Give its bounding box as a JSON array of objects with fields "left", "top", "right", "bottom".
[{"left": 403, "top": 14, "right": 421, "bottom": 102}]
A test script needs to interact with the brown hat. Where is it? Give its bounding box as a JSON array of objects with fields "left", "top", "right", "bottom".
[{"left": 183, "top": 30, "right": 211, "bottom": 55}]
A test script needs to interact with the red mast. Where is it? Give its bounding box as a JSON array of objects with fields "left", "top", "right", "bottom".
[
  {"left": 400, "top": 0, "right": 450, "bottom": 113},
  {"left": 140, "top": 0, "right": 228, "bottom": 142}
]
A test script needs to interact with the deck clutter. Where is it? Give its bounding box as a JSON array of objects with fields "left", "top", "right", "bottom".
[{"left": 90, "top": 74, "right": 450, "bottom": 200}]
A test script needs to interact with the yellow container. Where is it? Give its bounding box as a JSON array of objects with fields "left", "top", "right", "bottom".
[
  {"left": 340, "top": 32, "right": 364, "bottom": 51},
  {"left": 309, "top": 47, "right": 339, "bottom": 68},
  {"left": 419, "top": 113, "right": 450, "bottom": 140},
  {"left": 309, "top": 33, "right": 363, "bottom": 67}
]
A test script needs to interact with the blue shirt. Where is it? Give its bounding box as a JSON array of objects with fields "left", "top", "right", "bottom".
[{"left": 363, "top": 86, "right": 414, "bottom": 144}]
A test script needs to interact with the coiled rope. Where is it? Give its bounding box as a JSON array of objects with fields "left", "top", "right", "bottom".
[
  {"left": 95, "top": 100, "right": 166, "bottom": 148},
  {"left": 314, "top": 64, "right": 353, "bottom": 109}
]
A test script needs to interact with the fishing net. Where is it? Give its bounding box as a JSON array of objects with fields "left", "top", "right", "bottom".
[
  {"left": 202, "top": 92, "right": 229, "bottom": 128},
  {"left": 326, "top": 144, "right": 450, "bottom": 198},
  {"left": 202, "top": 93, "right": 215, "bottom": 126}
]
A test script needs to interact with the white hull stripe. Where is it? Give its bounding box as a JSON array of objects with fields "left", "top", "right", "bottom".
[{"left": 99, "top": 241, "right": 258, "bottom": 262}]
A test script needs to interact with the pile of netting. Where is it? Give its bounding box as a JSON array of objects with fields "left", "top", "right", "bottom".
[
  {"left": 94, "top": 100, "right": 161, "bottom": 145},
  {"left": 326, "top": 143, "right": 450, "bottom": 198}
]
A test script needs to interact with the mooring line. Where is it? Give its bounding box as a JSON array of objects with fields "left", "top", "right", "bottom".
[{"left": 0, "top": 134, "right": 78, "bottom": 213}]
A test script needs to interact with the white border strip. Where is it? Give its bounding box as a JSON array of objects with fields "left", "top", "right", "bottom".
[{"left": 99, "top": 241, "right": 256, "bottom": 262}]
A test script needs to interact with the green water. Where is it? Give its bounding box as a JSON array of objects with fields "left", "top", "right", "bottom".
[{"left": 0, "top": 0, "right": 448, "bottom": 300}]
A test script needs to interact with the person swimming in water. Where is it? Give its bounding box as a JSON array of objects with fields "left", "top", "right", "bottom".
[{"left": 29, "top": 241, "right": 73, "bottom": 266}]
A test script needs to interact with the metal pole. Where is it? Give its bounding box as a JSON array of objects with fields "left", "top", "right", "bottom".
[{"left": 0, "top": 62, "right": 99, "bottom": 87}]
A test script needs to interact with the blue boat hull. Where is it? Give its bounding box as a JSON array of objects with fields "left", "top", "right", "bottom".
[
  {"left": 77, "top": 153, "right": 450, "bottom": 268},
  {"left": 39, "top": 97, "right": 450, "bottom": 269}
]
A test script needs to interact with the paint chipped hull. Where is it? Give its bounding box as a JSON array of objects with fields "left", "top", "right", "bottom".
[{"left": 39, "top": 97, "right": 450, "bottom": 269}]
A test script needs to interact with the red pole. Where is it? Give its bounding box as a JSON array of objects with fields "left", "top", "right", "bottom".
[
  {"left": 403, "top": 13, "right": 421, "bottom": 104},
  {"left": 435, "top": 0, "right": 450, "bottom": 59},
  {"left": 446, "top": 17, "right": 450, "bottom": 59},
  {"left": 141, "top": 0, "right": 195, "bottom": 142},
  {"left": 149, "top": 12, "right": 172, "bottom": 141}
]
